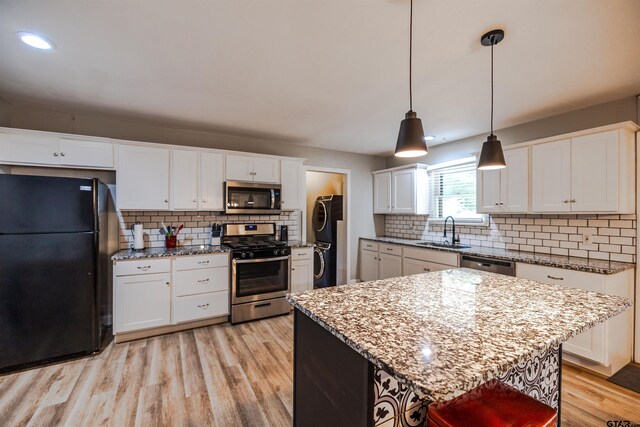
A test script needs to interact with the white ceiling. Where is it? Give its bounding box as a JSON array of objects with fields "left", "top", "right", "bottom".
[{"left": 1, "top": 0, "right": 639, "bottom": 156}]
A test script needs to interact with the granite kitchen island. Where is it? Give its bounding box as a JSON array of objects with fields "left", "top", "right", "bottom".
[{"left": 287, "top": 268, "right": 632, "bottom": 427}]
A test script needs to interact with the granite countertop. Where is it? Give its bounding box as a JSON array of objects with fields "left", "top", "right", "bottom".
[
  {"left": 111, "top": 245, "right": 231, "bottom": 261},
  {"left": 287, "top": 241, "right": 315, "bottom": 248},
  {"left": 287, "top": 268, "right": 632, "bottom": 402},
  {"left": 361, "top": 236, "right": 634, "bottom": 275}
]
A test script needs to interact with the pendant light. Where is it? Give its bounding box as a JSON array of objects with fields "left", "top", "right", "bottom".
[
  {"left": 394, "top": 0, "right": 428, "bottom": 158},
  {"left": 477, "top": 29, "right": 506, "bottom": 170}
]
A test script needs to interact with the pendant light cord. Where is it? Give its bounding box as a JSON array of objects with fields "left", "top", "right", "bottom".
[
  {"left": 409, "top": 0, "right": 413, "bottom": 111},
  {"left": 490, "top": 43, "right": 494, "bottom": 135}
]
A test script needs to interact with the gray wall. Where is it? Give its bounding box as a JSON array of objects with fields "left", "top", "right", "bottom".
[
  {"left": 4, "top": 103, "right": 386, "bottom": 281},
  {"left": 387, "top": 95, "right": 639, "bottom": 167}
]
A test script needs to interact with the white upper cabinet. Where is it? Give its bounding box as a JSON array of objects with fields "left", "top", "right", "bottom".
[
  {"left": 280, "top": 159, "right": 304, "bottom": 210},
  {"left": 171, "top": 149, "right": 199, "bottom": 210},
  {"left": 570, "top": 130, "right": 618, "bottom": 212},
  {"left": 532, "top": 139, "right": 573, "bottom": 212},
  {"left": 531, "top": 127, "right": 635, "bottom": 213},
  {"left": 225, "top": 154, "right": 279, "bottom": 183},
  {"left": 373, "top": 172, "right": 392, "bottom": 214},
  {"left": 478, "top": 147, "right": 529, "bottom": 213},
  {"left": 0, "top": 128, "right": 114, "bottom": 169},
  {"left": 117, "top": 144, "right": 170, "bottom": 210},
  {"left": 200, "top": 152, "right": 224, "bottom": 211},
  {"left": 372, "top": 165, "right": 427, "bottom": 215}
]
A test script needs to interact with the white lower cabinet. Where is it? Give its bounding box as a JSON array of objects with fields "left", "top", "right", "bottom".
[
  {"left": 379, "top": 252, "right": 403, "bottom": 280},
  {"left": 360, "top": 248, "right": 379, "bottom": 282},
  {"left": 402, "top": 258, "right": 451, "bottom": 275},
  {"left": 114, "top": 259, "right": 172, "bottom": 334},
  {"left": 359, "top": 242, "right": 404, "bottom": 281},
  {"left": 291, "top": 247, "right": 313, "bottom": 293},
  {"left": 114, "top": 254, "right": 230, "bottom": 336},
  {"left": 516, "top": 262, "right": 634, "bottom": 375}
]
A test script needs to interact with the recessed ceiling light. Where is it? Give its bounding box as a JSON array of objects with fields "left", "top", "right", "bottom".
[
  {"left": 17, "top": 32, "right": 54, "bottom": 50},
  {"left": 424, "top": 135, "right": 436, "bottom": 141}
]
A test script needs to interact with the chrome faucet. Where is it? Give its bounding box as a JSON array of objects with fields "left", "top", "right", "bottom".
[{"left": 443, "top": 216, "right": 460, "bottom": 245}]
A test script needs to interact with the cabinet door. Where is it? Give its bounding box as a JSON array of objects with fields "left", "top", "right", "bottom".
[
  {"left": 0, "top": 129, "right": 60, "bottom": 165},
  {"left": 117, "top": 145, "right": 170, "bottom": 210},
  {"left": 360, "top": 249, "right": 379, "bottom": 282},
  {"left": 225, "top": 155, "right": 254, "bottom": 181},
  {"left": 373, "top": 172, "right": 392, "bottom": 214},
  {"left": 58, "top": 137, "right": 114, "bottom": 169},
  {"left": 200, "top": 152, "right": 224, "bottom": 211},
  {"left": 531, "top": 139, "right": 571, "bottom": 212},
  {"left": 114, "top": 273, "right": 171, "bottom": 333},
  {"left": 501, "top": 147, "right": 529, "bottom": 212},
  {"left": 253, "top": 157, "right": 280, "bottom": 183},
  {"left": 391, "top": 169, "right": 416, "bottom": 214},
  {"left": 476, "top": 169, "right": 502, "bottom": 213},
  {"left": 281, "top": 160, "right": 303, "bottom": 210},
  {"left": 292, "top": 258, "right": 313, "bottom": 293},
  {"left": 570, "top": 130, "right": 618, "bottom": 212},
  {"left": 378, "top": 253, "right": 402, "bottom": 280},
  {"left": 171, "top": 150, "right": 199, "bottom": 210}
]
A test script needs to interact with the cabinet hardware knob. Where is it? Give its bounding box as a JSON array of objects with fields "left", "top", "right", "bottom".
[
  {"left": 202, "top": 199, "right": 206, "bottom": 203},
  {"left": 292, "top": 268, "right": 296, "bottom": 271},
  {"left": 424, "top": 268, "right": 430, "bottom": 272},
  {"left": 164, "top": 199, "right": 168, "bottom": 203},
  {"left": 53, "top": 152, "right": 59, "bottom": 157},
  {"left": 495, "top": 202, "right": 499, "bottom": 205},
  {"left": 562, "top": 199, "right": 569, "bottom": 203},
  {"left": 193, "top": 198, "right": 197, "bottom": 202},
  {"left": 165, "top": 282, "right": 170, "bottom": 285},
  {"left": 570, "top": 199, "right": 576, "bottom": 203},
  {"left": 547, "top": 275, "right": 564, "bottom": 280},
  {"left": 499, "top": 202, "right": 504, "bottom": 205},
  {"left": 60, "top": 152, "right": 65, "bottom": 156}
]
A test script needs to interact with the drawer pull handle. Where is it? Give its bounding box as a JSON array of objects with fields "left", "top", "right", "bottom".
[
  {"left": 423, "top": 268, "right": 431, "bottom": 272},
  {"left": 547, "top": 275, "right": 564, "bottom": 280},
  {"left": 198, "top": 260, "right": 210, "bottom": 264},
  {"left": 197, "top": 303, "right": 210, "bottom": 309},
  {"left": 255, "top": 302, "right": 272, "bottom": 308},
  {"left": 197, "top": 278, "right": 210, "bottom": 283},
  {"left": 137, "top": 265, "right": 151, "bottom": 271},
  {"left": 386, "top": 248, "right": 393, "bottom": 251}
]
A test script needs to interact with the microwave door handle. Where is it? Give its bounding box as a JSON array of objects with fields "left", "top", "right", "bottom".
[{"left": 271, "top": 189, "right": 275, "bottom": 209}]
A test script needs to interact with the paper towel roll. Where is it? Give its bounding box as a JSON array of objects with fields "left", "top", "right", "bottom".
[{"left": 133, "top": 223, "right": 145, "bottom": 250}]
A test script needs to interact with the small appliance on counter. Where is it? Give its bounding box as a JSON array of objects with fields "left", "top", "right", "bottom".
[
  {"left": 210, "top": 223, "right": 222, "bottom": 246},
  {"left": 131, "top": 221, "right": 145, "bottom": 250},
  {"left": 279, "top": 225, "right": 288, "bottom": 242}
]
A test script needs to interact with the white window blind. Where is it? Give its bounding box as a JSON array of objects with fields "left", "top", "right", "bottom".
[{"left": 428, "top": 159, "right": 484, "bottom": 223}]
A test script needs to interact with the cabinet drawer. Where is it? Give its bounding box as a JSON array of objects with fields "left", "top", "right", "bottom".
[
  {"left": 516, "top": 263, "right": 605, "bottom": 293},
  {"left": 379, "top": 243, "right": 402, "bottom": 256},
  {"left": 174, "top": 254, "right": 228, "bottom": 271},
  {"left": 174, "top": 267, "right": 229, "bottom": 297},
  {"left": 361, "top": 240, "right": 379, "bottom": 252},
  {"left": 402, "top": 258, "right": 452, "bottom": 275},
  {"left": 115, "top": 258, "right": 171, "bottom": 276},
  {"left": 173, "top": 291, "right": 229, "bottom": 323},
  {"left": 292, "top": 247, "right": 313, "bottom": 260},
  {"left": 403, "top": 247, "right": 458, "bottom": 267}
]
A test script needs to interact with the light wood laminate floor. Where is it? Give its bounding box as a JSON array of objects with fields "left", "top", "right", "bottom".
[{"left": 1, "top": 314, "right": 638, "bottom": 426}]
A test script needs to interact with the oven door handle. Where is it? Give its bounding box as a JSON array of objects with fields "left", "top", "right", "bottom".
[
  {"left": 233, "top": 255, "right": 290, "bottom": 265},
  {"left": 270, "top": 189, "right": 275, "bottom": 209}
]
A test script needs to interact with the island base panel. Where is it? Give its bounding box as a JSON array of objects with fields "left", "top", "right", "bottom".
[{"left": 293, "top": 309, "right": 374, "bottom": 427}]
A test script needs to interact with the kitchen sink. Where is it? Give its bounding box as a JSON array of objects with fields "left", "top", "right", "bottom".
[{"left": 417, "top": 242, "right": 471, "bottom": 250}]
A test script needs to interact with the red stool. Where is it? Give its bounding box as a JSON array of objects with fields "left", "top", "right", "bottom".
[{"left": 427, "top": 379, "right": 558, "bottom": 427}]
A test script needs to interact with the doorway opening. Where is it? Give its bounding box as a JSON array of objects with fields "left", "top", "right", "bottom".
[{"left": 304, "top": 167, "right": 350, "bottom": 287}]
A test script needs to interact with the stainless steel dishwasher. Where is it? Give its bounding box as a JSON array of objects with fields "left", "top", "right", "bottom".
[{"left": 460, "top": 254, "right": 516, "bottom": 276}]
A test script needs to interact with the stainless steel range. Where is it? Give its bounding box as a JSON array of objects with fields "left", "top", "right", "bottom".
[{"left": 224, "top": 223, "right": 291, "bottom": 324}]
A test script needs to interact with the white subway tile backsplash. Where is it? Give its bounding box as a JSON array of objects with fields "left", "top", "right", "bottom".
[{"left": 384, "top": 213, "right": 636, "bottom": 262}]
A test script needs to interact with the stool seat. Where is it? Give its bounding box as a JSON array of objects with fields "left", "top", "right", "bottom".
[{"left": 428, "top": 379, "right": 558, "bottom": 427}]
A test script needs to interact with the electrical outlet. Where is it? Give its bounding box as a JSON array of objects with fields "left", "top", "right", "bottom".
[{"left": 582, "top": 233, "right": 592, "bottom": 244}]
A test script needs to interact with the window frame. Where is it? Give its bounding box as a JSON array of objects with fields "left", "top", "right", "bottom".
[{"left": 426, "top": 157, "right": 489, "bottom": 226}]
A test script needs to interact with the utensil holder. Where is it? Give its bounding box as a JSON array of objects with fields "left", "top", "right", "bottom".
[{"left": 165, "top": 235, "right": 177, "bottom": 248}]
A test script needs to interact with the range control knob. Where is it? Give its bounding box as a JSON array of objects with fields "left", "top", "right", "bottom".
[
  {"left": 240, "top": 252, "right": 247, "bottom": 259},
  {"left": 249, "top": 252, "right": 254, "bottom": 258},
  {"left": 274, "top": 249, "right": 279, "bottom": 256}
]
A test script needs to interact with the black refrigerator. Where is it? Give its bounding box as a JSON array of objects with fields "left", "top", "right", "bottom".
[{"left": 0, "top": 174, "right": 112, "bottom": 372}]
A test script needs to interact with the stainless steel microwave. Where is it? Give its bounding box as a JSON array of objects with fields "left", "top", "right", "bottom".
[{"left": 225, "top": 181, "right": 282, "bottom": 215}]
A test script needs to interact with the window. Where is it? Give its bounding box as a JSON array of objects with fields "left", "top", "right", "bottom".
[{"left": 428, "top": 157, "right": 486, "bottom": 224}]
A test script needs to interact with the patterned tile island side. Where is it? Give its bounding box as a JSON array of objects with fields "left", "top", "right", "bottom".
[
  {"left": 111, "top": 245, "right": 231, "bottom": 261},
  {"left": 361, "top": 236, "right": 634, "bottom": 275},
  {"left": 287, "top": 268, "right": 632, "bottom": 402}
]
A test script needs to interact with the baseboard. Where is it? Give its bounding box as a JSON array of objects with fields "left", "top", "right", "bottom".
[{"left": 114, "top": 315, "right": 228, "bottom": 343}]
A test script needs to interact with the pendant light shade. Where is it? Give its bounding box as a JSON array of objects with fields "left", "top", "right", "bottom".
[
  {"left": 395, "top": 110, "right": 427, "bottom": 158},
  {"left": 477, "top": 29, "right": 506, "bottom": 170},
  {"left": 394, "top": 0, "right": 428, "bottom": 158}
]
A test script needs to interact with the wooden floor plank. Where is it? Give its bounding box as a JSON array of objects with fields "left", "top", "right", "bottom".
[{"left": 1, "top": 314, "right": 638, "bottom": 426}]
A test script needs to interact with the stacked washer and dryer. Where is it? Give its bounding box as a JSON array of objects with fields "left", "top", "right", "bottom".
[{"left": 311, "top": 195, "right": 343, "bottom": 288}]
